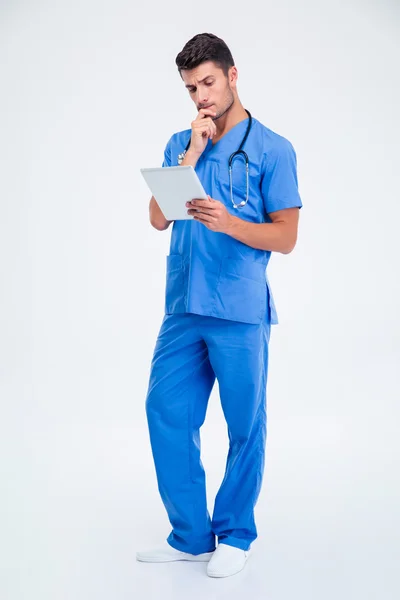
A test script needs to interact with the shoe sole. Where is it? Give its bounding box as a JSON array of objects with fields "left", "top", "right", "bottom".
[
  {"left": 207, "top": 553, "right": 250, "bottom": 577},
  {"left": 207, "top": 566, "right": 245, "bottom": 577},
  {"left": 136, "top": 551, "right": 214, "bottom": 563}
]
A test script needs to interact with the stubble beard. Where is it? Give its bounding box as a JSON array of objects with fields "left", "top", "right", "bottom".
[{"left": 212, "top": 89, "right": 235, "bottom": 121}]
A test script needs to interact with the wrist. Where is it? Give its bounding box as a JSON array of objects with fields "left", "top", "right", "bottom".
[
  {"left": 181, "top": 148, "right": 202, "bottom": 167},
  {"left": 224, "top": 213, "right": 238, "bottom": 235}
]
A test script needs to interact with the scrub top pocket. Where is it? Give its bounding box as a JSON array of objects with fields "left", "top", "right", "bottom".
[
  {"left": 213, "top": 161, "right": 263, "bottom": 222},
  {"left": 216, "top": 161, "right": 248, "bottom": 205},
  {"left": 165, "top": 254, "right": 186, "bottom": 314},
  {"left": 215, "top": 257, "right": 267, "bottom": 324}
]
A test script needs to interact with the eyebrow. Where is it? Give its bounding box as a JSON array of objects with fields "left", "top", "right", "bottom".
[{"left": 185, "top": 76, "right": 214, "bottom": 89}]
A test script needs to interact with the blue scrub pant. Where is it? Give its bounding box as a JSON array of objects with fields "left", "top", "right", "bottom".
[{"left": 145, "top": 312, "right": 271, "bottom": 554}]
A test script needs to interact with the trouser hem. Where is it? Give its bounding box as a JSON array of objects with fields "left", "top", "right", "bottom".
[
  {"left": 167, "top": 533, "right": 216, "bottom": 555},
  {"left": 217, "top": 536, "right": 253, "bottom": 551}
]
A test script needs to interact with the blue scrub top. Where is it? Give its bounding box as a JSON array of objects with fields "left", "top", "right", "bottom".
[{"left": 161, "top": 116, "right": 302, "bottom": 325}]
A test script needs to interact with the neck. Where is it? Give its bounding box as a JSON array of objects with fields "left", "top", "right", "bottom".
[{"left": 215, "top": 100, "right": 248, "bottom": 136}]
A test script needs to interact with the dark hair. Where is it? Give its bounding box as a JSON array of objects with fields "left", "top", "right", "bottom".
[{"left": 175, "top": 33, "right": 234, "bottom": 77}]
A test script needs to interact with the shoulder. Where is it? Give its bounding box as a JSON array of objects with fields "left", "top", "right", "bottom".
[
  {"left": 252, "top": 119, "right": 298, "bottom": 175},
  {"left": 253, "top": 118, "right": 296, "bottom": 160},
  {"left": 162, "top": 129, "right": 191, "bottom": 166},
  {"left": 165, "top": 128, "right": 192, "bottom": 149}
]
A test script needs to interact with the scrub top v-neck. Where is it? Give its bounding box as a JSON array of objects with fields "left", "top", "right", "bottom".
[{"left": 160, "top": 116, "right": 302, "bottom": 325}]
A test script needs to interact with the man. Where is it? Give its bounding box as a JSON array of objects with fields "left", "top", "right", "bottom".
[{"left": 136, "top": 32, "right": 302, "bottom": 578}]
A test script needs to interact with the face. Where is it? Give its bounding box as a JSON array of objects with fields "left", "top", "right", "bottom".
[{"left": 181, "top": 60, "right": 238, "bottom": 120}]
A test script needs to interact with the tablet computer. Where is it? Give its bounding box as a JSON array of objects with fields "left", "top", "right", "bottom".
[{"left": 140, "top": 165, "right": 208, "bottom": 221}]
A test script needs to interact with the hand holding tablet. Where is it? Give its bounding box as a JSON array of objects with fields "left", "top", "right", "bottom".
[{"left": 140, "top": 165, "right": 209, "bottom": 221}]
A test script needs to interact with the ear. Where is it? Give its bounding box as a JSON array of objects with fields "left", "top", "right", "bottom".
[{"left": 229, "top": 66, "right": 238, "bottom": 86}]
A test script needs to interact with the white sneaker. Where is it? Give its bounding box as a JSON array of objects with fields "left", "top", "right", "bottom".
[
  {"left": 136, "top": 540, "right": 215, "bottom": 563},
  {"left": 207, "top": 543, "right": 250, "bottom": 577}
]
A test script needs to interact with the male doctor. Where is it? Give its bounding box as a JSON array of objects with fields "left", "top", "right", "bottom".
[{"left": 136, "top": 32, "right": 302, "bottom": 578}]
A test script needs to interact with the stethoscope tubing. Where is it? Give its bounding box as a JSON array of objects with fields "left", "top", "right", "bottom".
[{"left": 182, "top": 109, "right": 253, "bottom": 209}]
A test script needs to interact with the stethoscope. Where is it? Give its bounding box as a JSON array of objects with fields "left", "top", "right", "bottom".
[{"left": 178, "top": 109, "right": 253, "bottom": 209}]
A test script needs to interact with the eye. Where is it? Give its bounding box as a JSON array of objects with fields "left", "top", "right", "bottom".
[{"left": 205, "top": 82, "right": 213, "bottom": 86}]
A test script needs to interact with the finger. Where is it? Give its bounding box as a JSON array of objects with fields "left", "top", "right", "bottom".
[
  {"left": 187, "top": 208, "right": 214, "bottom": 216},
  {"left": 189, "top": 199, "right": 216, "bottom": 208},
  {"left": 196, "top": 118, "right": 217, "bottom": 135},
  {"left": 206, "top": 119, "right": 217, "bottom": 136},
  {"left": 193, "top": 122, "right": 214, "bottom": 140},
  {"left": 195, "top": 109, "right": 217, "bottom": 120},
  {"left": 192, "top": 126, "right": 211, "bottom": 138},
  {"left": 192, "top": 117, "right": 215, "bottom": 127},
  {"left": 193, "top": 119, "right": 215, "bottom": 135},
  {"left": 193, "top": 212, "right": 215, "bottom": 223}
]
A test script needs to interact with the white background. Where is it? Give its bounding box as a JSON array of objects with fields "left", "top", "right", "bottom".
[{"left": 1, "top": 0, "right": 399, "bottom": 598}]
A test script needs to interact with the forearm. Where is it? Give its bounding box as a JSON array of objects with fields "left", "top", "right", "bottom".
[
  {"left": 225, "top": 216, "right": 296, "bottom": 254},
  {"left": 149, "top": 196, "right": 172, "bottom": 231}
]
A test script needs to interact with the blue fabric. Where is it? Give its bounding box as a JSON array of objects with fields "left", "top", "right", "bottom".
[
  {"left": 145, "top": 313, "right": 271, "bottom": 553},
  {"left": 161, "top": 116, "right": 302, "bottom": 325}
]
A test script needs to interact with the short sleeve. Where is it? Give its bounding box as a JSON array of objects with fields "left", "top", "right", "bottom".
[
  {"left": 261, "top": 138, "right": 303, "bottom": 214},
  {"left": 162, "top": 136, "right": 173, "bottom": 167}
]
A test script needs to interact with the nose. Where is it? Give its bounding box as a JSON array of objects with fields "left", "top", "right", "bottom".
[{"left": 197, "top": 89, "right": 209, "bottom": 107}]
